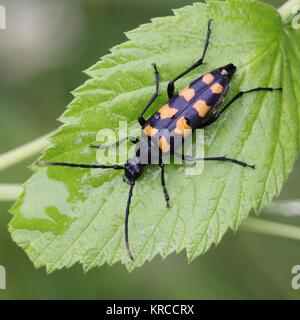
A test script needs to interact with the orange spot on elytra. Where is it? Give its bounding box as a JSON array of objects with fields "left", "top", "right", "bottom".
[
  {"left": 179, "top": 87, "right": 196, "bottom": 102},
  {"left": 143, "top": 124, "right": 158, "bottom": 137},
  {"left": 193, "top": 99, "right": 210, "bottom": 117},
  {"left": 159, "top": 104, "right": 178, "bottom": 119},
  {"left": 202, "top": 73, "right": 214, "bottom": 85},
  {"left": 211, "top": 83, "right": 224, "bottom": 94},
  {"left": 175, "top": 116, "right": 192, "bottom": 138},
  {"left": 158, "top": 136, "right": 170, "bottom": 153}
]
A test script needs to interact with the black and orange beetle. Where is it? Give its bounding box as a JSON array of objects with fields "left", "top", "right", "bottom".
[{"left": 39, "top": 20, "right": 282, "bottom": 260}]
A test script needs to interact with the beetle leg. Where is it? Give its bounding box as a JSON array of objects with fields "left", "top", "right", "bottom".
[
  {"left": 167, "top": 19, "right": 213, "bottom": 99},
  {"left": 217, "top": 87, "right": 282, "bottom": 117},
  {"left": 176, "top": 153, "right": 255, "bottom": 169},
  {"left": 90, "top": 136, "right": 139, "bottom": 150},
  {"left": 199, "top": 113, "right": 220, "bottom": 128},
  {"left": 138, "top": 63, "right": 160, "bottom": 126},
  {"left": 201, "top": 87, "right": 282, "bottom": 128},
  {"left": 159, "top": 163, "right": 170, "bottom": 208}
]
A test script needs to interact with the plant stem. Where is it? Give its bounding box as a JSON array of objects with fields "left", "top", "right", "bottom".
[
  {"left": 264, "top": 199, "right": 300, "bottom": 216},
  {"left": 0, "top": 133, "right": 52, "bottom": 172},
  {"left": 278, "top": 0, "right": 300, "bottom": 22},
  {"left": 242, "top": 217, "right": 300, "bottom": 241},
  {"left": 0, "top": 184, "right": 23, "bottom": 202}
]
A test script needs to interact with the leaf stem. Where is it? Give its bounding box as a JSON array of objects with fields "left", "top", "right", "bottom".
[
  {"left": 0, "top": 132, "right": 52, "bottom": 172},
  {"left": 242, "top": 217, "right": 300, "bottom": 241},
  {"left": 278, "top": 0, "right": 300, "bottom": 22},
  {"left": 0, "top": 184, "right": 23, "bottom": 202}
]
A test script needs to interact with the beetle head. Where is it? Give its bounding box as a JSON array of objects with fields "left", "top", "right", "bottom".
[
  {"left": 219, "top": 63, "right": 237, "bottom": 79},
  {"left": 124, "top": 157, "right": 144, "bottom": 184}
]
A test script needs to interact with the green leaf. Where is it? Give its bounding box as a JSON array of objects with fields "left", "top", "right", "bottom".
[{"left": 9, "top": 0, "right": 300, "bottom": 272}]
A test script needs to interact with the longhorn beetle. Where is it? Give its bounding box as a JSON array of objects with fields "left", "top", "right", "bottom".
[{"left": 38, "top": 20, "right": 282, "bottom": 260}]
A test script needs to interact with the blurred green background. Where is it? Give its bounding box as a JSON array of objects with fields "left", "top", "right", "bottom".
[{"left": 1, "top": 0, "right": 300, "bottom": 300}]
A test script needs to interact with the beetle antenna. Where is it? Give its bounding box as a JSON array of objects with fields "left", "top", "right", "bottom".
[
  {"left": 37, "top": 161, "right": 125, "bottom": 170},
  {"left": 125, "top": 179, "right": 136, "bottom": 261}
]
